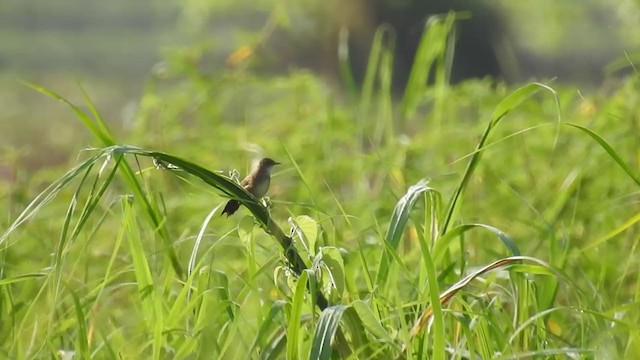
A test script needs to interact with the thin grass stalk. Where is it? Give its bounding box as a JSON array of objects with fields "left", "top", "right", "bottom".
[
  {"left": 414, "top": 212, "right": 445, "bottom": 360},
  {"left": 440, "top": 83, "right": 559, "bottom": 235}
]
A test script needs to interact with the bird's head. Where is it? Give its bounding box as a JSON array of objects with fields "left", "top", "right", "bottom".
[{"left": 257, "top": 157, "right": 280, "bottom": 174}]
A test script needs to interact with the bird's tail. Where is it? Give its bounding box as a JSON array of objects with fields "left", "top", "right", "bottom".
[{"left": 221, "top": 199, "right": 240, "bottom": 216}]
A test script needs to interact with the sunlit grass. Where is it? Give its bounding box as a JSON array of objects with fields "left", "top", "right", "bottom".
[{"left": 2, "top": 13, "right": 640, "bottom": 359}]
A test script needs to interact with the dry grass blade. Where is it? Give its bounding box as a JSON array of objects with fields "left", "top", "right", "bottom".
[{"left": 407, "top": 255, "right": 568, "bottom": 341}]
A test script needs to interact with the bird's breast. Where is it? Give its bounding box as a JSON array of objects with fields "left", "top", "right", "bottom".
[{"left": 248, "top": 176, "right": 270, "bottom": 198}]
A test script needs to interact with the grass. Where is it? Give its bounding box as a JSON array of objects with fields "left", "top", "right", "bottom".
[{"left": 2, "top": 13, "right": 640, "bottom": 359}]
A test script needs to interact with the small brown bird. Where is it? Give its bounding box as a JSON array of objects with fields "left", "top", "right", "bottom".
[{"left": 221, "top": 158, "right": 280, "bottom": 216}]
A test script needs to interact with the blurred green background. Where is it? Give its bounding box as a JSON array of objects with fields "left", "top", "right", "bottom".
[{"left": 1, "top": 0, "right": 639, "bottom": 177}]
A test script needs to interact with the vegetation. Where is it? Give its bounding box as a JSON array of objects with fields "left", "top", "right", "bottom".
[{"left": 2, "top": 12, "right": 640, "bottom": 359}]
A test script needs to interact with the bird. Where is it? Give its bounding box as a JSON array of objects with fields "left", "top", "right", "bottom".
[{"left": 221, "top": 157, "right": 280, "bottom": 216}]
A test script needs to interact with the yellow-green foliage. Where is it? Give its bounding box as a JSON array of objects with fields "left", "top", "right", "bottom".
[{"left": 2, "top": 17, "right": 640, "bottom": 359}]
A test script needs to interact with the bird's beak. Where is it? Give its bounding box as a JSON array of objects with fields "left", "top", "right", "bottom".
[{"left": 275, "top": 161, "right": 281, "bottom": 165}]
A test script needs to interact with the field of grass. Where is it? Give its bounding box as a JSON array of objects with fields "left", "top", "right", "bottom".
[{"left": 2, "top": 15, "right": 640, "bottom": 359}]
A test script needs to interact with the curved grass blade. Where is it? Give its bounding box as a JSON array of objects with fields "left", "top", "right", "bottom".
[
  {"left": 26, "top": 83, "right": 184, "bottom": 277},
  {"left": 441, "top": 83, "right": 559, "bottom": 235},
  {"left": 450, "top": 123, "right": 553, "bottom": 165},
  {"left": 340, "top": 307, "right": 370, "bottom": 358},
  {"left": 581, "top": 212, "right": 640, "bottom": 251},
  {"left": 0, "top": 273, "right": 48, "bottom": 286},
  {"left": 564, "top": 122, "right": 640, "bottom": 186},
  {"left": 407, "top": 255, "right": 576, "bottom": 342},
  {"left": 507, "top": 307, "right": 571, "bottom": 345},
  {"left": 249, "top": 300, "right": 287, "bottom": 356},
  {"left": 376, "top": 180, "right": 434, "bottom": 287},
  {"left": 309, "top": 305, "right": 348, "bottom": 360},
  {"left": 259, "top": 327, "right": 287, "bottom": 360},
  {"left": 495, "top": 348, "right": 595, "bottom": 359},
  {"left": 188, "top": 205, "right": 223, "bottom": 281},
  {"left": 1, "top": 149, "right": 109, "bottom": 248},
  {"left": 24, "top": 83, "right": 111, "bottom": 145},
  {"left": 432, "top": 223, "right": 521, "bottom": 264},
  {"left": 351, "top": 300, "right": 393, "bottom": 343}
]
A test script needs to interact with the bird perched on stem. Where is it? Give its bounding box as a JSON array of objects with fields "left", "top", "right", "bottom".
[{"left": 222, "top": 158, "right": 280, "bottom": 216}]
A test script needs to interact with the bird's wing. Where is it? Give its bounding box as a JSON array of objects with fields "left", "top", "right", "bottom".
[{"left": 240, "top": 175, "right": 252, "bottom": 188}]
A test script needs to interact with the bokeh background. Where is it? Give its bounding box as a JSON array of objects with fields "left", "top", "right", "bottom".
[{"left": 2, "top": 0, "right": 640, "bottom": 177}]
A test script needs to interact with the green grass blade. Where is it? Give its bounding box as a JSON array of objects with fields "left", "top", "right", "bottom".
[
  {"left": 1, "top": 150, "right": 107, "bottom": 247},
  {"left": 68, "top": 156, "right": 121, "bottom": 242},
  {"left": 408, "top": 255, "right": 578, "bottom": 341},
  {"left": 337, "top": 27, "right": 358, "bottom": 98},
  {"left": 564, "top": 122, "right": 640, "bottom": 186},
  {"left": 23, "top": 82, "right": 111, "bottom": 145},
  {"left": 340, "top": 307, "right": 369, "bottom": 357},
  {"left": 309, "top": 305, "right": 348, "bottom": 360},
  {"left": 441, "top": 82, "right": 559, "bottom": 234},
  {"left": 316, "top": 246, "right": 345, "bottom": 297},
  {"left": 401, "top": 12, "right": 456, "bottom": 120},
  {"left": 282, "top": 144, "right": 317, "bottom": 207},
  {"left": 376, "top": 180, "right": 433, "bottom": 287},
  {"left": 78, "top": 83, "right": 115, "bottom": 144},
  {"left": 212, "top": 270, "right": 235, "bottom": 322},
  {"left": 259, "top": 328, "right": 287, "bottom": 360},
  {"left": 287, "top": 270, "right": 310, "bottom": 360},
  {"left": 432, "top": 223, "right": 521, "bottom": 264},
  {"left": 249, "top": 300, "right": 286, "bottom": 356},
  {"left": 28, "top": 83, "right": 184, "bottom": 277},
  {"left": 358, "top": 25, "right": 388, "bottom": 118},
  {"left": 188, "top": 206, "right": 222, "bottom": 278},
  {"left": 581, "top": 211, "right": 640, "bottom": 251},
  {"left": 64, "top": 283, "right": 90, "bottom": 359},
  {"left": 121, "top": 197, "right": 158, "bottom": 351},
  {"left": 414, "top": 214, "right": 445, "bottom": 360},
  {"left": 351, "top": 300, "right": 392, "bottom": 343},
  {"left": 0, "top": 273, "right": 47, "bottom": 286}
]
